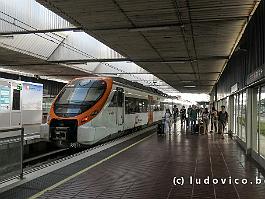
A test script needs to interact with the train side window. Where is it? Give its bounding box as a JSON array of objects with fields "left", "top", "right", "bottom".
[
  {"left": 109, "top": 90, "right": 124, "bottom": 107},
  {"left": 160, "top": 102, "right": 165, "bottom": 111},
  {"left": 12, "top": 89, "right": 20, "bottom": 110},
  {"left": 109, "top": 91, "right": 117, "bottom": 107},
  {"left": 125, "top": 97, "right": 148, "bottom": 114},
  {"left": 125, "top": 97, "right": 136, "bottom": 114}
]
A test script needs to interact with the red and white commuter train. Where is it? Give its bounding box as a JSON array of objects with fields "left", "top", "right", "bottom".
[{"left": 40, "top": 77, "right": 178, "bottom": 146}]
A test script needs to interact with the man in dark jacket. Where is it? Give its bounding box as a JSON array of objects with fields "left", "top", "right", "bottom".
[
  {"left": 190, "top": 105, "right": 198, "bottom": 134},
  {"left": 218, "top": 105, "right": 228, "bottom": 139}
]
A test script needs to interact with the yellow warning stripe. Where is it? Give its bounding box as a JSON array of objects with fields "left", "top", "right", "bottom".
[{"left": 29, "top": 133, "right": 154, "bottom": 199}]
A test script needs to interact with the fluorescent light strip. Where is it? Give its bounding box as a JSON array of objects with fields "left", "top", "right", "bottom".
[{"left": 184, "top": 85, "right": 196, "bottom": 88}]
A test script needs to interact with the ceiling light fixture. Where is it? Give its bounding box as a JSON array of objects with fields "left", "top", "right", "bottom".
[
  {"left": 162, "top": 61, "right": 186, "bottom": 64},
  {"left": 129, "top": 26, "right": 170, "bottom": 32},
  {"left": 181, "top": 80, "right": 193, "bottom": 83},
  {"left": 184, "top": 85, "right": 196, "bottom": 88}
]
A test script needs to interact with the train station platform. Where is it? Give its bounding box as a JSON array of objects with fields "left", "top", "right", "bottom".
[{"left": 1, "top": 125, "right": 265, "bottom": 199}]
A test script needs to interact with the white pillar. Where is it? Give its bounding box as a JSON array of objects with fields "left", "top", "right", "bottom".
[{"left": 246, "top": 88, "right": 254, "bottom": 154}]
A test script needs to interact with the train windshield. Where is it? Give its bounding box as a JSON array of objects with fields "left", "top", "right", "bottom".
[{"left": 54, "top": 79, "right": 107, "bottom": 117}]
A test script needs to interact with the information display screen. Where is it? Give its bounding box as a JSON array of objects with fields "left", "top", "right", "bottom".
[{"left": 0, "top": 85, "right": 10, "bottom": 111}]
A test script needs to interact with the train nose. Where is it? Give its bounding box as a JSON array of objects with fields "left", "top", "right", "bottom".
[{"left": 50, "top": 119, "right": 78, "bottom": 144}]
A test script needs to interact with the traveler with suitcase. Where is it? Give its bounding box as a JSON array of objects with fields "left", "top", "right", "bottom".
[
  {"left": 190, "top": 105, "right": 198, "bottom": 134},
  {"left": 164, "top": 109, "right": 172, "bottom": 134}
]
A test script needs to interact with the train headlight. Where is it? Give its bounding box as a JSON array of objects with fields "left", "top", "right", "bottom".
[{"left": 81, "top": 116, "right": 89, "bottom": 124}]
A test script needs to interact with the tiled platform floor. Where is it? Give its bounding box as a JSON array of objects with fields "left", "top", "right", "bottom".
[{"left": 33, "top": 125, "right": 265, "bottom": 199}]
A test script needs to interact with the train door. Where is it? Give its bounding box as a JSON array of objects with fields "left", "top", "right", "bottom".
[
  {"left": 116, "top": 87, "right": 124, "bottom": 131},
  {"left": 148, "top": 95, "right": 154, "bottom": 125}
]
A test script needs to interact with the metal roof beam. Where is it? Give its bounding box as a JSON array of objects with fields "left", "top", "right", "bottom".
[
  {"left": 48, "top": 56, "right": 228, "bottom": 64},
  {"left": 0, "top": 27, "right": 82, "bottom": 36},
  {"left": 40, "top": 72, "right": 220, "bottom": 76},
  {"left": 88, "top": 16, "right": 248, "bottom": 32}
]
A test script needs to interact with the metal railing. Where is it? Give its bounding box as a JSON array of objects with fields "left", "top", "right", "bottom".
[{"left": 0, "top": 127, "right": 24, "bottom": 180}]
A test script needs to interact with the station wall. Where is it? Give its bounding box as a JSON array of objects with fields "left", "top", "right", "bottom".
[
  {"left": 212, "top": 1, "right": 265, "bottom": 170},
  {"left": 214, "top": 0, "right": 265, "bottom": 100}
]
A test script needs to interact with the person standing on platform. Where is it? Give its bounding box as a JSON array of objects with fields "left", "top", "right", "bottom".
[
  {"left": 172, "top": 105, "right": 178, "bottom": 124},
  {"left": 202, "top": 108, "right": 210, "bottom": 134},
  {"left": 218, "top": 105, "right": 228, "bottom": 139},
  {"left": 210, "top": 107, "right": 218, "bottom": 133},
  {"left": 190, "top": 105, "right": 198, "bottom": 134},
  {"left": 164, "top": 109, "right": 172, "bottom": 134},
  {"left": 187, "top": 105, "right": 192, "bottom": 129},
  {"left": 180, "top": 106, "right": 186, "bottom": 127}
]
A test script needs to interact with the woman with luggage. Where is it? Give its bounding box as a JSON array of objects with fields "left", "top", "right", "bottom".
[
  {"left": 202, "top": 108, "right": 210, "bottom": 134},
  {"left": 164, "top": 109, "right": 172, "bottom": 134}
]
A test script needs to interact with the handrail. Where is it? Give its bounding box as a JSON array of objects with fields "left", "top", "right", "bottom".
[{"left": 0, "top": 127, "right": 24, "bottom": 133}]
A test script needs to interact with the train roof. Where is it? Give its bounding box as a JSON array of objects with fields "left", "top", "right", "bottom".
[{"left": 112, "top": 77, "right": 168, "bottom": 97}]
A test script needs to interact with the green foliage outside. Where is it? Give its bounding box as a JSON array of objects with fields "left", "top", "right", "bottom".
[{"left": 259, "top": 121, "right": 265, "bottom": 136}]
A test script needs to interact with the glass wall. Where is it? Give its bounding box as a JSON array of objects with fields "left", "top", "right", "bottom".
[
  {"left": 232, "top": 92, "right": 246, "bottom": 140},
  {"left": 259, "top": 87, "right": 265, "bottom": 157},
  {"left": 255, "top": 87, "right": 260, "bottom": 153},
  {"left": 237, "top": 93, "right": 242, "bottom": 137},
  {"left": 233, "top": 95, "right": 238, "bottom": 135},
  {"left": 241, "top": 92, "right": 247, "bottom": 141}
]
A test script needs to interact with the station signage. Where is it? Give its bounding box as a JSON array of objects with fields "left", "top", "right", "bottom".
[
  {"left": 246, "top": 65, "right": 265, "bottom": 85},
  {"left": 17, "top": 84, "right": 22, "bottom": 91}
]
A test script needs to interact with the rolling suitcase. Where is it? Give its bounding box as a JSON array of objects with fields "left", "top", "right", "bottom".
[
  {"left": 199, "top": 123, "right": 204, "bottom": 134},
  {"left": 193, "top": 123, "right": 199, "bottom": 133},
  {"left": 157, "top": 121, "right": 165, "bottom": 135}
]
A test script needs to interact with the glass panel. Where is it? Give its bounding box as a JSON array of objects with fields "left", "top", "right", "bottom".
[
  {"left": 54, "top": 80, "right": 107, "bottom": 117},
  {"left": 237, "top": 94, "right": 241, "bottom": 137},
  {"left": 259, "top": 87, "right": 265, "bottom": 157},
  {"left": 238, "top": 93, "right": 243, "bottom": 139},
  {"left": 233, "top": 95, "right": 237, "bottom": 135},
  {"left": 0, "top": 135, "right": 22, "bottom": 181},
  {"left": 255, "top": 87, "right": 260, "bottom": 153},
  {"left": 12, "top": 89, "right": 20, "bottom": 110},
  {"left": 241, "top": 92, "right": 247, "bottom": 141}
]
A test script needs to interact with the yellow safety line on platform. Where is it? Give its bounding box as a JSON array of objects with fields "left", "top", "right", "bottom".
[{"left": 29, "top": 133, "right": 155, "bottom": 199}]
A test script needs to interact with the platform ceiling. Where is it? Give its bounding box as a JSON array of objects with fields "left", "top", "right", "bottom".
[
  {"left": 37, "top": 0, "right": 259, "bottom": 93},
  {"left": 0, "top": 46, "right": 89, "bottom": 80}
]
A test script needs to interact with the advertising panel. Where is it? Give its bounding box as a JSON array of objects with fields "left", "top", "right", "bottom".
[{"left": 22, "top": 83, "right": 43, "bottom": 110}]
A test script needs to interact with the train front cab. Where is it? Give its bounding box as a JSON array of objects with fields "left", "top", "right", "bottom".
[{"left": 40, "top": 77, "right": 113, "bottom": 146}]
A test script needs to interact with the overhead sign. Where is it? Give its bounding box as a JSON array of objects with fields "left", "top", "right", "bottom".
[{"left": 246, "top": 66, "right": 265, "bottom": 85}]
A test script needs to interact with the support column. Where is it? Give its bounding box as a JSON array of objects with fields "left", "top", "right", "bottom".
[
  {"left": 246, "top": 88, "right": 254, "bottom": 155},
  {"left": 251, "top": 88, "right": 258, "bottom": 154},
  {"left": 228, "top": 95, "right": 234, "bottom": 135}
]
